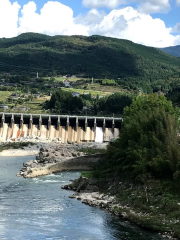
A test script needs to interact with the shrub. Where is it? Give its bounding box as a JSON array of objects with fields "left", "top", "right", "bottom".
[{"left": 107, "top": 94, "right": 180, "bottom": 181}]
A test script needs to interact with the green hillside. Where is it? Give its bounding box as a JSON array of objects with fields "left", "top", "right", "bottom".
[
  {"left": 0, "top": 33, "right": 180, "bottom": 93},
  {"left": 0, "top": 33, "right": 50, "bottom": 49},
  {"left": 0, "top": 33, "right": 179, "bottom": 75}
]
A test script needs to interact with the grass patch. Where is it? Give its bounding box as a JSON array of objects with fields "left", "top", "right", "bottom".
[
  {"left": 61, "top": 87, "right": 111, "bottom": 96},
  {"left": 12, "top": 97, "right": 48, "bottom": 114},
  {"left": 81, "top": 171, "right": 94, "bottom": 178},
  {"left": 0, "top": 91, "right": 13, "bottom": 102},
  {"left": 78, "top": 147, "right": 106, "bottom": 155},
  {"left": 108, "top": 179, "right": 180, "bottom": 238},
  {"left": 0, "top": 142, "right": 35, "bottom": 152}
]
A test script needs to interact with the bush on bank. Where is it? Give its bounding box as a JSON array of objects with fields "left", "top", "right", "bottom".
[
  {"left": 86, "top": 94, "right": 180, "bottom": 238},
  {"left": 106, "top": 94, "right": 180, "bottom": 183}
]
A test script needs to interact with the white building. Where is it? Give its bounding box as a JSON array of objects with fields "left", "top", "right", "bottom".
[
  {"left": 64, "top": 80, "right": 70, "bottom": 87},
  {"left": 72, "top": 92, "right": 80, "bottom": 97}
]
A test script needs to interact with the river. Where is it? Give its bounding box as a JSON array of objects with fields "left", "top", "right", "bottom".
[{"left": 0, "top": 156, "right": 166, "bottom": 240}]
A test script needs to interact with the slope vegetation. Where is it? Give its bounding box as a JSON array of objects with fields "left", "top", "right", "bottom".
[{"left": 0, "top": 33, "right": 180, "bottom": 80}]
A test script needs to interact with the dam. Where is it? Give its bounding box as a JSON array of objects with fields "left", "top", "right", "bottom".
[{"left": 0, "top": 113, "right": 122, "bottom": 143}]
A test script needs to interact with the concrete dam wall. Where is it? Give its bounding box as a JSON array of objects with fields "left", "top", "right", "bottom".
[{"left": 0, "top": 113, "right": 122, "bottom": 143}]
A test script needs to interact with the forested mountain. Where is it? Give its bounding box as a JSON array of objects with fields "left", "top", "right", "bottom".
[
  {"left": 160, "top": 45, "right": 180, "bottom": 57},
  {"left": 0, "top": 33, "right": 180, "bottom": 93},
  {"left": 0, "top": 33, "right": 179, "bottom": 76}
]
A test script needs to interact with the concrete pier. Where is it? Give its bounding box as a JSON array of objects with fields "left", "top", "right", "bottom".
[{"left": 0, "top": 113, "right": 122, "bottom": 143}]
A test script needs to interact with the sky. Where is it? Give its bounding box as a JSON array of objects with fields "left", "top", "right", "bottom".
[{"left": 0, "top": 0, "right": 180, "bottom": 47}]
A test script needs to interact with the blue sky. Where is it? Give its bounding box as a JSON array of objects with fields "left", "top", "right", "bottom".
[
  {"left": 0, "top": 0, "right": 180, "bottom": 47},
  {"left": 16, "top": 0, "right": 83, "bottom": 16}
]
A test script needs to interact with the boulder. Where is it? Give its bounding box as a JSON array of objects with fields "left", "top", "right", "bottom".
[{"left": 82, "top": 199, "right": 89, "bottom": 204}]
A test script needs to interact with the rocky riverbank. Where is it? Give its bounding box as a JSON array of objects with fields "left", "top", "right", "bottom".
[
  {"left": 62, "top": 176, "right": 179, "bottom": 240},
  {"left": 17, "top": 142, "right": 106, "bottom": 178},
  {"left": 0, "top": 136, "right": 61, "bottom": 156}
]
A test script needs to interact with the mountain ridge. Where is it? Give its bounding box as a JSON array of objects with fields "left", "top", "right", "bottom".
[
  {"left": 0, "top": 33, "right": 180, "bottom": 87},
  {"left": 160, "top": 45, "right": 180, "bottom": 57}
]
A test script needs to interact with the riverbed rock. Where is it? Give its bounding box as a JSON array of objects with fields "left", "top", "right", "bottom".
[{"left": 17, "top": 142, "right": 106, "bottom": 178}]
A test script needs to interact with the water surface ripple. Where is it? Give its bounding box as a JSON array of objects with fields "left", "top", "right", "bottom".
[{"left": 0, "top": 156, "right": 165, "bottom": 240}]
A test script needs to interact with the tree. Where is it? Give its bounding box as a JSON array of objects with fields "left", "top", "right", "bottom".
[
  {"left": 28, "top": 95, "right": 34, "bottom": 101},
  {"left": 46, "top": 89, "right": 83, "bottom": 113},
  {"left": 107, "top": 94, "right": 180, "bottom": 181},
  {"left": 124, "top": 94, "right": 180, "bottom": 122},
  {"left": 94, "top": 93, "right": 132, "bottom": 114},
  {"left": 31, "top": 88, "right": 38, "bottom": 94},
  {"left": 17, "top": 98, "right": 24, "bottom": 105}
]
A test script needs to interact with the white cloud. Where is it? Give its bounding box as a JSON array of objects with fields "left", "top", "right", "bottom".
[
  {"left": 19, "top": 1, "right": 88, "bottom": 36},
  {"left": 75, "top": 9, "right": 106, "bottom": 26},
  {"left": 82, "top": 0, "right": 171, "bottom": 14},
  {"left": 0, "top": 0, "right": 20, "bottom": 38},
  {"left": 0, "top": 0, "right": 179, "bottom": 48},
  {"left": 118, "top": 8, "right": 174, "bottom": 47},
  {"left": 77, "top": 7, "right": 176, "bottom": 47},
  {"left": 174, "top": 36, "right": 180, "bottom": 45},
  {"left": 177, "top": 0, "right": 180, "bottom": 6},
  {"left": 87, "top": 9, "right": 128, "bottom": 36}
]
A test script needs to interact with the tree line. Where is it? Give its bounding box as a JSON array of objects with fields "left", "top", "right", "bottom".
[{"left": 43, "top": 89, "right": 133, "bottom": 115}]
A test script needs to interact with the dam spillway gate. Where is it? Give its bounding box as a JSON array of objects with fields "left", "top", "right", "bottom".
[{"left": 0, "top": 113, "right": 122, "bottom": 143}]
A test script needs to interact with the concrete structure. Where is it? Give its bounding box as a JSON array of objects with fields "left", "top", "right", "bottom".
[
  {"left": 72, "top": 92, "right": 80, "bottom": 97},
  {"left": 0, "top": 105, "right": 8, "bottom": 110},
  {"left": 0, "top": 113, "right": 122, "bottom": 143},
  {"left": 64, "top": 80, "right": 70, "bottom": 87}
]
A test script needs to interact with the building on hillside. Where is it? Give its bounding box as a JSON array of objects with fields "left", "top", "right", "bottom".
[
  {"left": 0, "top": 104, "right": 8, "bottom": 110},
  {"left": 64, "top": 80, "right": 70, "bottom": 87},
  {"left": 72, "top": 92, "right": 80, "bottom": 97},
  {"left": 10, "top": 93, "right": 20, "bottom": 100},
  {"left": 65, "top": 74, "right": 71, "bottom": 78},
  {"left": 83, "top": 106, "right": 89, "bottom": 110},
  {"left": 18, "top": 106, "right": 27, "bottom": 112},
  {"left": 32, "top": 94, "right": 40, "bottom": 98},
  {"left": 11, "top": 92, "right": 20, "bottom": 97},
  {"left": 22, "top": 94, "right": 31, "bottom": 98},
  {"left": 11, "top": 96, "right": 20, "bottom": 100},
  {"left": 93, "top": 95, "right": 103, "bottom": 99}
]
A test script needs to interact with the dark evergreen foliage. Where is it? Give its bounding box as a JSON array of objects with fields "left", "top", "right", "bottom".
[
  {"left": 95, "top": 93, "right": 132, "bottom": 114},
  {"left": 45, "top": 89, "right": 83, "bottom": 113},
  {"left": 45, "top": 90, "right": 132, "bottom": 115},
  {"left": 0, "top": 33, "right": 180, "bottom": 94},
  {"left": 106, "top": 94, "right": 180, "bottom": 181}
]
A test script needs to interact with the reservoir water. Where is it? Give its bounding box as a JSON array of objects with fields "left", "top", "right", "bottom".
[{"left": 0, "top": 156, "right": 166, "bottom": 240}]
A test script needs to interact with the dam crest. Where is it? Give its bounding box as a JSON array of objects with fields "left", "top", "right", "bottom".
[{"left": 0, "top": 113, "right": 122, "bottom": 143}]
